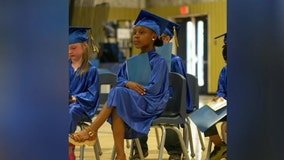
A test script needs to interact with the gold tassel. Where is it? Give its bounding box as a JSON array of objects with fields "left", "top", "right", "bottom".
[
  {"left": 173, "top": 26, "right": 179, "bottom": 47},
  {"left": 89, "top": 30, "right": 99, "bottom": 53}
]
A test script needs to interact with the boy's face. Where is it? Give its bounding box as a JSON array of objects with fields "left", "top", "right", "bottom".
[
  {"left": 160, "top": 33, "right": 171, "bottom": 43},
  {"left": 68, "top": 43, "right": 84, "bottom": 61}
]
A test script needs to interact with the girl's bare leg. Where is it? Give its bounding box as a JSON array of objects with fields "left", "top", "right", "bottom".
[
  {"left": 111, "top": 109, "right": 126, "bottom": 160},
  {"left": 89, "top": 102, "right": 113, "bottom": 131}
]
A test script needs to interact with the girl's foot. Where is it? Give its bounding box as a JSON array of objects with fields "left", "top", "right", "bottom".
[{"left": 69, "top": 127, "right": 97, "bottom": 146}]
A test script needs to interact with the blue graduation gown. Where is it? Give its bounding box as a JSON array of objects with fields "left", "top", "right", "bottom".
[
  {"left": 171, "top": 54, "right": 193, "bottom": 113},
  {"left": 107, "top": 50, "right": 169, "bottom": 139},
  {"left": 216, "top": 65, "right": 227, "bottom": 99},
  {"left": 68, "top": 61, "right": 99, "bottom": 133}
]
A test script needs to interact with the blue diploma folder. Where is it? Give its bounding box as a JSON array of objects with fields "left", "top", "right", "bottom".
[
  {"left": 126, "top": 53, "right": 151, "bottom": 86},
  {"left": 189, "top": 105, "right": 227, "bottom": 132},
  {"left": 156, "top": 42, "right": 172, "bottom": 70}
]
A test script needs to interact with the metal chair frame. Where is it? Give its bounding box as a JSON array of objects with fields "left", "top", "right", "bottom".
[
  {"left": 186, "top": 73, "right": 206, "bottom": 157},
  {"left": 78, "top": 72, "right": 117, "bottom": 160},
  {"left": 132, "top": 72, "right": 190, "bottom": 160}
]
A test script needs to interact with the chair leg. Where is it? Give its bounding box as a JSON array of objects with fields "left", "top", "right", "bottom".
[
  {"left": 134, "top": 138, "right": 145, "bottom": 160},
  {"left": 95, "top": 136, "right": 103, "bottom": 155},
  {"left": 79, "top": 123, "right": 102, "bottom": 160},
  {"left": 205, "top": 139, "right": 212, "bottom": 160},
  {"left": 78, "top": 124, "right": 86, "bottom": 160},
  {"left": 110, "top": 146, "right": 116, "bottom": 160},
  {"left": 186, "top": 117, "right": 195, "bottom": 158},
  {"left": 157, "top": 126, "right": 166, "bottom": 160},
  {"left": 79, "top": 145, "right": 85, "bottom": 160},
  {"left": 129, "top": 140, "right": 135, "bottom": 159},
  {"left": 187, "top": 116, "right": 206, "bottom": 152},
  {"left": 197, "top": 128, "right": 206, "bottom": 150},
  {"left": 93, "top": 140, "right": 101, "bottom": 160},
  {"left": 183, "top": 123, "right": 189, "bottom": 152},
  {"left": 170, "top": 126, "right": 190, "bottom": 160},
  {"left": 155, "top": 128, "right": 160, "bottom": 149},
  {"left": 126, "top": 139, "right": 131, "bottom": 148}
]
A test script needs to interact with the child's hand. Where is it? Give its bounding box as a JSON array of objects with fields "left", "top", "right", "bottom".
[
  {"left": 212, "top": 96, "right": 224, "bottom": 102},
  {"left": 125, "top": 81, "right": 146, "bottom": 95}
]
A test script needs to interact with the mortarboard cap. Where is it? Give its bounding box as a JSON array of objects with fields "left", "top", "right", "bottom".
[
  {"left": 214, "top": 33, "right": 227, "bottom": 45},
  {"left": 163, "top": 21, "right": 180, "bottom": 39},
  {"left": 69, "top": 26, "right": 91, "bottom": 44},
  {"left": 134, "top": 10, "right": 169, "bottom": 36},
  {"left": 163, "top": 20, "right": 181, "bottom": 47}
]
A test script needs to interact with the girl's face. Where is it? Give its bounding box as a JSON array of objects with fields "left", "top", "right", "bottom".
[
  {"left": 68, "top": 43, "right": 83, "bottom": 62},
  {"left": 133, "top": 26, "right": 156, "bottom": 52}
]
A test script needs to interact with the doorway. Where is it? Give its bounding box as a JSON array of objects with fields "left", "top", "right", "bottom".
[{"left": 175, "top": 15, "right": 208, "bottom": 94}]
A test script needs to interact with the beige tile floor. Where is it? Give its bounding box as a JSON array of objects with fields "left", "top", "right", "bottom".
[{"left": 74, "top": 95, "right": 224, "bottom": 160}]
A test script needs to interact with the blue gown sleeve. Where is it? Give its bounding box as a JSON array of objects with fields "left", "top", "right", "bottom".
[
  {"left": 171, "top": 55, "right": 193, "bottom": 112},
  {"left": 216, "top": 65, "right": 227, "bottom": 99},
  {"left": 70, "top": 64, "right": 100, "bottom": 116},
  {"left": 116, "top": 62, "right": 128, "bottom": 87},
  {"left": 171, "top": 55, "right": 187, "bottom": 76}
]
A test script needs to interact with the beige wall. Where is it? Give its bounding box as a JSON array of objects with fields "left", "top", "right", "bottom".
[
  {"left": 107, "top": 1, "right": 226, "bottom": 93},
  {"left": 71, "top": 0, "right": 226, "bottom": 93}
]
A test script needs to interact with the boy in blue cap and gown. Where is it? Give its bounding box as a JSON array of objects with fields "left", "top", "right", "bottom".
[
  {"left": 205, "top": 33, "right": 227, "bottom": 160},
  {"left": 164, "top": 20, "right": 193, "bottom": 114},
  {"left": 68, "top": 10, "right": 170, "bottom": 160},
  {"left": 68, "top": 26, "right": 100, "bottom": 160},
  {"left": 163, "top": 20, "right": 193, "bottom": 159}
]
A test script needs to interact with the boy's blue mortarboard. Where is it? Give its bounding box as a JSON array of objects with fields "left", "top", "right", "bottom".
[
  {"left": 134, "top": 10, "right": 169, "bottom": 36},
  {"left": 214, "top": 33, "right": 227, "bottom": 45},
  {"left": 162, "top": 20, "right": 180, "bottom": 47},
  {"left": 69, "top": 26, "right": 91, "bottom": 44},
  {"left": 163, "top": 21, "right": 180, "bottom": 39}
]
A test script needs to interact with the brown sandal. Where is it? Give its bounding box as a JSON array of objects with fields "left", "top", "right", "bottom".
[{"left": 68, "top": 127, "right": 97, "bottom": 146}]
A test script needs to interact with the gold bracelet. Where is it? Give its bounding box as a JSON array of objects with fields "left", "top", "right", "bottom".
[{"left": 86, "top": 127, "right": 96, "bottom": 137}]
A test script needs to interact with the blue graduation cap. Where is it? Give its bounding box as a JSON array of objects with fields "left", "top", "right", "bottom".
[
  {"left": 163, "top": 21, "right": 180, "bottom": 39},
  {"left": 163, "top": 20, "right": 181, "bottom": 47},
  {"left": 134, "top": 10, "right": 169, "bottom": 36},
  {"left": 69, "top": 26, "right": 91, "bottom": 44},
  {"left": 214, "top": 33, "right": 227, "bottom": 45}
]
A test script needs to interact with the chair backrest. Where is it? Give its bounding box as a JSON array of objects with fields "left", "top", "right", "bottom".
[
  {"left": 160, "top": 72, "right": 187, "bottom": 119},
  {"left": 98, "top": 72, "right": 117, "bottom": 110},
  {"left": 186, "top": 73, "right": 199, "bottom": 110}
]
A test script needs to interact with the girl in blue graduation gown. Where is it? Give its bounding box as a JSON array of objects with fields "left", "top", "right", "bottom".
[
  {"left": 68, "top": 61, "right": 99, "bottom": 132},
  {"left": 69, "top": 10, "right": 170, "bottom": 160},
  {"left": 135, "top": 22, "right": 193, "bottom": 159},
  {"left": 68, "top": 27, "right": 100, "bottom": 160}
]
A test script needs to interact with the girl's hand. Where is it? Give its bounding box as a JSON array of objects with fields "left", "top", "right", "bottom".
[{"left": 125, "top": 81, "right": 146, "bottom": 95}]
